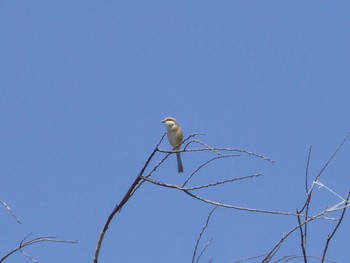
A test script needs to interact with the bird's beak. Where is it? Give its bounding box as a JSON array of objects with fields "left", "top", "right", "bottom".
[{"left": 161, "top": 119, "right": 165, "bottom": 123}]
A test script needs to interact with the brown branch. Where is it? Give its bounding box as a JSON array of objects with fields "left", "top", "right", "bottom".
[
  {"left": 232, "top": 253, "right": 267, "bottom": 262},
  {"left": 315, "top": 131, "right": 350, "bottom": 182},
  {"left": 295, "top": 146, "right": 313, "bottom": 263},
  {"left": 296, "top": 212, "right": 307, "bottom": 263},
  {"left": 276, "top": 254, "right": 336, "bottom": 263},
  {"left": 187, "top": 174, "right": 262, "bottom": 191},
  {"left": 0, "top": 200, "right": 21, "bottom": 224},
  {"left": 158, "top": 147, "right": 275, "bottom": 164},
  {"left": 303, "top": 146, "right": 313, "bottom": 260},
  {"left": 93, "top": 134, "right": 166, "bottom": 263},
  {"left": 321, "top": 190, "right": 350, "bottom": 263},
  {"left": 158, "top": 135, "right": 276, "bottom": 164},
  {"left": 192, "top": 206, "right": 217, "bottom": 263},
  {"left": 300, "top": 131, "right": 350, "bottom": 213},
  {"left": 195, "top": 238, "right": 213, "bottom": 263},
  {"left": 262, "top": 209, "right": 328, "bottom": 262},
  {"left": 0, "top": 234, "right": 77, "bottom": 262},
  {"left": 184, "top": 139, "right": 225, "bottom": 156},
  {"left": 141, "top": 176, "right": 300, "bottom": 216},
  {"left": 305, "top": 145, "right": 312, "bottom": 194},
  {"left": 182, "top": 154, "right": 241, "bottom": 187}
]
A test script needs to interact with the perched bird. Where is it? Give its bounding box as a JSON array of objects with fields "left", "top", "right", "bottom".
[{"left": 161, "top": 117, "right": 184, "bottom": 173}]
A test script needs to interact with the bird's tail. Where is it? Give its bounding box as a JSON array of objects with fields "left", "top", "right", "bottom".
[{"left": 176, "top": 152, "right": 183, "bottom": 173}]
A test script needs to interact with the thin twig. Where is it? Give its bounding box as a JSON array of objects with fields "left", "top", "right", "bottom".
[
  {"left": 0, "top": 200, "right": 21, "bottom": 224},
  {"left": 144, "top": 177, "right": 300, "bottom": 216},
  {"left": 184, "top": 139, "right": 224, "bottom": 156},
  {"left": 195, "top": 238, "right": 214, "bottom": 263},
  {"left": 182, "top": 155, "right": 240, "bottom": 187},
  {"left": 303, "top": 147, "right": 313, "bottom": 261},
  {"left": 262, "top": 209, "right": 329, "bottom": 262},
  {"left": 305, "top": 145, "right": 312, "bottom": 194},
  {"left": 299, "top": 131, "right": 350, "bottom": 218},
  {"left": 200, "top": 192, "right": 294, "bottom": 216},
  {"left": 93, "top": 134, "right": 166, "bottom": 263},
  {"left": 296, "top": 146, "right": 313, "bottom": 263},
  {"left": 321, "top": 190, "right": 350, "bottom": 263},
  {"left": 232, "top": 253, "right": 267, "bottom": 262},
  {"left": 296, "top": 211, "right": 307, "bottom": 263},
  {"left": 158, "top": 147, "right": 275, "bottom": 164},
  {"left": 315, "top": 131, "right": 350, "bottom": 182},
  {"left": 19, "top": 234, "right": 40, "bottom": 263},
  {"left": 0, "top": 234, "right": 77, "bottom": 262},
  {"left": 276, "top": 254, "right": 337, "bottom": 263},
  {"left": 158, "top": 134, "right": 275, "bottom": 164},
  {"left": 187, "top": 174, "right": 262, "bottom": 191},
  {"left": 192, "top": 206, "right": 217, "bottom": 263}
]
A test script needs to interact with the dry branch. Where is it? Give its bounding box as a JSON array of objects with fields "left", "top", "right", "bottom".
[
  {"left": 0, "top": 234, "right": 77, "bottom": 263},
  {"left": 321, "top": 191, "right": 350, "bottom": 262},
  {"left": 192, "top": 206, "right": 217, "bottom": 263},
  {"left": 0, "top": 200, "right": 21, "bottom": 224},
  {"left": 93, "top": 133, "right": 274, "bottom": 262}
]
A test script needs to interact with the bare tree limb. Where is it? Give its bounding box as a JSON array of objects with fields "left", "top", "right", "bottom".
[
  {"left": 262, "top": 208, "right": 329, "bottom": 262},
  {"left": 187, "top": 174, "right": 263, "bottom": 191},
  {"left": 295, "top": 146, "right": 313, "bottom": 263},
  {"left": 142, "top": 176, "right": 306, "bottom": 217},
  {"left": 277, "top": 254, "right": 337, "bottom": 263},
  {"left": 305, "top": 145, "right": 312, "bottom": 194},
  {"left": 263, "top": 185, "right": 349, "bottom": 262},
  {"left": 0, "top": 199, "right": 21, "bottom": 224},
  {"left": 182, "top": 154, "right": 241, "bottom": 187},
  {"left": 232, "top": 253, "right": 267, "bottom": 262},
  {"left": 0, "top": 234, "right": 77, "bottom": 263},
  {"left": 192, "top": 206, "right": 218, "bottom": 263},
  {"left": 296, "top": 212, "right": 307, "bottom": 263},
  {"left": 93, "top": 134, "right": 167, "bottom": 263},
  {"left": 300, "top": 131, "right": 350, "bottom": 213},
  {"left": 195, "top": 238, "right": 214, "bottom": 263},
  {"left": 321, "top": 190, "right": 350, "bottom": 263},
  {"left": 91, "top": 129, "right": 350, "bottom": 263},
  {"left": 158, "top": 147, "right": 275, "bottom": 164}
]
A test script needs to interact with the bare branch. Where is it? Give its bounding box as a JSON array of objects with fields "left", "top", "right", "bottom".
[
  {"left": 275, "top": 254, "right": 337, "bottom": 263},
  {"left": 93, "top": 134, "right": 166, "bottom": 263},
  {"left": 321, "top": 190, "right": 350, "bottom": 262},
  {"left": 158, "top": 134, "right": 276, "bottom": 164},
  {"left": 192, "top": 206, "right": 218, "bottom": 263},
  {"left": 0, "top": 234, "right": 77, "bottom": 262},
  {"left": 187, "top": 174, "right": 262, "bottom": 191},
  {"left": 232, "top": 253, "right": 267, "bottom": 263},
  {"left": 184, "top": 139, "right": 225, "bottom": 156},
  {"left": 158, "top": 146, "right": 276, "bottom": 164},
  {"left": 195, "top": 238, "right": 214, "bottom": 263},
  {"left": 296, "top": 212, "right": 307, "bottom": 263},
  {"left": 295, "top": 146, "right": 313, "bottom": 263},
  {"left": 185, "top": 147, "right": 275, "bottom": 164},
  {"left": 183, "top": 154, "right": 241, "bottom": 187},
  {"left": 315, "top": 131, "right": 350, "bottom": 182},
  {"left": 262, "top": 209, "right": 328, "bottom": 262},
  {"left": 300, "top": 131, "right": 350, "bottom": 213},
  {"left": 141, "top": 176, "right": 300, "bottom": 216},
  {"left": 0, "top": 199, "right": 21, "bottom": 224},
  {"left": 305, "top": 145, "right": 312, "bottom": 194}
]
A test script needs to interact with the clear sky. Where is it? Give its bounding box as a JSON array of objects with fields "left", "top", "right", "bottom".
[{"left": 1, "top": 1, "right": 350, "bottom": 262}]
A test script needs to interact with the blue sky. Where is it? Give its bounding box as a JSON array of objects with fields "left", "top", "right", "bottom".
[{"left": 1, "top": 1, "right": 350, "bottom": 262}]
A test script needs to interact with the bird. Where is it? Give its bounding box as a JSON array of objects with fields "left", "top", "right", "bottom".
[{"left": 161, "top": 117, "right": 184, "bottom": 173}]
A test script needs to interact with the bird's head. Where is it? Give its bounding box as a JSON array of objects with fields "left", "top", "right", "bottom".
[{"left": 161, "top": 117, "right": 178, "bottom": 128}]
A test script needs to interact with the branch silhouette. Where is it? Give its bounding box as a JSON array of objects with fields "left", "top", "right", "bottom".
[
  {"left": 93, "top": 131, "right": 350, "bottom": 263},
  {"left": 93, "top": 133, "right": 274, "bottom": 262},
  {"left": 1, "top": 234, "right": 77, "bottom": 263}
]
